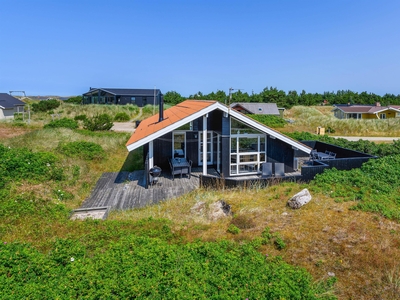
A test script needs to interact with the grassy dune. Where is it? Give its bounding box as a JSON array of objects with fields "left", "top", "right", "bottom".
[
  {"left": 1, "top": 103, "right": 400, "bottom": 298},
  {"left": 285, "top": 105, "right": 400, "bottom": 136}
]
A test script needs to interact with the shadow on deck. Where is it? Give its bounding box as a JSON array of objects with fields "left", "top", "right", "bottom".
[
  {"left": 78, "top": 167, "right": 302, "bottom": 214},
  {"left": 79, "top": 167, "right": 208, "bottom": 211}
]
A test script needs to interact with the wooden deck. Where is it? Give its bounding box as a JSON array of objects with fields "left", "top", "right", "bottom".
[
  {"left": 79, "top": 167, "right": 209, "bottom": 211},
  {"left": 78, "top": 167, "right": 301, "bottom": 212}
]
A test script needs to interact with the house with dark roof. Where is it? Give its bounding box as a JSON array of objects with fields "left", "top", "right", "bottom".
[
  {"left": 230, "top": 102, "right": 281, "bottom": 116},
  {"left": 126, "top": 100, "right": 311, "bottom": 187},
  {"left": 0, "top": 93, "right": 26, "bottom": 120},
  {"left": 82, "top": 88, "right": 163, "bottom": 107},
  {"left": 333, "top": 103, "right": 400, "bottom": 119}
]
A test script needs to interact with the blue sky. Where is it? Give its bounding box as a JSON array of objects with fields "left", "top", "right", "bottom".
[{"left": 1, "top": 0, "right": 400, "bottom": 97}]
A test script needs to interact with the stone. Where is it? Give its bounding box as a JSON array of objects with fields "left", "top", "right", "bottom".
[
  {"left": 287, "top": 188, "right": 312, "bottom": 209},
  {"left": 208, "top": 200, "right": 232, "bottom": 221},
  {"left": 190, "top": 201, "right": 206, "bottom": 215}
]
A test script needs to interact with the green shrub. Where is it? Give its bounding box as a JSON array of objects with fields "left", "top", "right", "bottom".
[
  {"left": 114, "top": 112, "right": 130, "bottom": 122},
  {"left": 0, "top": 237, "right": 334, "bottom": 299},
  {"left": 44, "top": 118, "right": 78, "bottom": 129},
  {"left": 64, "top": 96, "right": 83, "bottom": 104},
  {"left": 311, "top": 155, "right": 400, "bottom": 221},
  {"left": 74, "top": 114, "right": 87, "bottom": 121},
  {"left": 274, "top": 234, "right": 287, "bottom": 250},
  {"left": 31, "top": 99, "right": 60, "bottom": 112},
  {"left": 227, "top": 224, "right": 241, "bottom": 234},
  {"left": 261, "top": 226, "right": 273, "bottom": 244},
  {"left": 12, "top": 121, "right": 27, "bottom": 127},
  {"left": 83, "top": 114, "right": 113, "bottom": 131},
  {"left": 57, "top": 141, "right": 105, "bottom": 160},
  {"left": 0, "top": 144, "right": 64, "bottom": 188},
  {"left": 250, "top": 114, "right": 287, "bottom": 128}
]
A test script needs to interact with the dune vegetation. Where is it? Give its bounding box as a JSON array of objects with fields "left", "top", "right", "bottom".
[{"left": 1, "top": 102, "right": 400, "bottom": 299}]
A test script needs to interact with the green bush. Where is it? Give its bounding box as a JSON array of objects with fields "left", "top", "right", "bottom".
[
  {"left": 83, "top": 114, "right": 113, "bottom": 131},
  {"left": 65, "top": 96, "right": 83, "bottom": 104},
  {"left": 274, "top": 234, "right": 287, "bottom": 250},
  {"left": 114, "top": 112, "right": 130, "bottom": 122},
  {"left": 57, "top": 141, "right": 105, "bottom": 160},
  {"left": 0, "top": 237, "right": 335, "bottom": 299},
  {"left": 74, "top": 114, "right": 87, "bottom": 121},
  {"left": 31, "top": 99, "right": 60, "bottom": 112},
  {"left": 261, "top": 226, "right": 273, "bottom": 244},
  {"left": 311, "top": 155, "right": 400, "bottom": 221},
  {"left": 250, "top": 114, "right": 287, "bottom": 128},
  {"left": 0, "top": 144, "right": 64, "bottom": 188},
  {"left": 227, "top": 224, "right": 241, "bottom": 234},
  {"left": 44, "top": 118, "right": 78, "bottom": 129}
]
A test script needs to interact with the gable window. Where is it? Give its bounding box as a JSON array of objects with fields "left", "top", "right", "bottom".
[
  {"left": 380, "top": 113, "right": 386, "bottom": 119},
  {"left": 230, "top": 118, "right": 266, "bottom": 175}
]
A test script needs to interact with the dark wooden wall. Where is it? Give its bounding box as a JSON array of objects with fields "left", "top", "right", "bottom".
[{"left": 267, "top": 136, "right": 295, "bottom": 173}]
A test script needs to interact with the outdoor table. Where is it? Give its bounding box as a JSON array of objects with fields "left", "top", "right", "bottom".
[
  {"left": 170, "top": 158, "right": 191, "bottom": 179},
  {"left": 316, "top": 152, "right": 335, "bottom": 160}
]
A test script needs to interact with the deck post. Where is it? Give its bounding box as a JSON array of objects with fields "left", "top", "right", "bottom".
[
  {"left": 149, "top": 141, "right": 154, "bottom": 169},
  {"left": 203, "top": 115, "right": 207, "bottom": 175}
]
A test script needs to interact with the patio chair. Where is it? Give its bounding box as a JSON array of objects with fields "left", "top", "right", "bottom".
[
  {"left": 169, "top": 158, "right": 181, "bottom": 181},
  {"left": 310, "top": 150, "right": 319, "bottom": 161},
  {"left": 261, "top": 162, "right": 273, "bottom": 178},
  {"left": 274, "top": 163, "right": 285, "bottom": 178},
  {"left": 180, "top": 159, "right": 192, "bottom": 179}
]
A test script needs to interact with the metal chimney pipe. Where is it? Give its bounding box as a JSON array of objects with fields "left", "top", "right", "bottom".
[{"left": 158, "top": 93, "right": 164, "bottom": 122}]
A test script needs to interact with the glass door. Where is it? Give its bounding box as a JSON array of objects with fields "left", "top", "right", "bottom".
[
  {"left": 173, "top": 132, "right": 185, "bottom": 158},
  {"left": 199, "top": 132, "right": 212, "bottom": 166}
]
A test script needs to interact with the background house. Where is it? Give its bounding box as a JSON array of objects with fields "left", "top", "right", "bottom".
[
  {"left": 230, "top": 102, "right": 281, "bottom": 116},
  {"left": 82, "top": 88, "right": 163, "bottom": 107},
  {"left": 0, "top": 93, "right": 25, "bottom": 120},
  {"left": 333, "top": 103, "right": 400, "bottom": 119}
]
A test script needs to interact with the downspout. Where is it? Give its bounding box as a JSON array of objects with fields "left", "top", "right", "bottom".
[{"left": 203, "top": 115, "right": 208, "bottom": 175}]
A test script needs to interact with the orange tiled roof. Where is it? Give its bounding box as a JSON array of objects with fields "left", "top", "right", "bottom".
[{"left": 126, "top": 100, "right": 216, "bottom": 147}]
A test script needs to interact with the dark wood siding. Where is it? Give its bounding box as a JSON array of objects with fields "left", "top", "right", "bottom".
[
  {"left": 154, "top": 133, "right": 172, "bottom": 170},
  {"left": 185, "top": 131, "right": 199, "bottom": 167},
  {"left": 267, "top": 136, "right": 295, "bottom": 172}
]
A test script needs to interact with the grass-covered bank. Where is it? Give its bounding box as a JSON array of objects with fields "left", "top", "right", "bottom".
[
  {"left": 1, "top": 103, "right": 400, "bottom": 299},
  {"left": 1, "top": 223, "right": 335, "bottom": 299}
]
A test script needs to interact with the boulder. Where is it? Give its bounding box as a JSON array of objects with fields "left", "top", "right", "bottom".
[
  {"left": 190, "top": 201, "right": 206, "bottom": 215},
  {"left": 287, "top": 188, "right": 312, "bottom": 209},
  {"left": 208, "top": 200, "right": 232, "bottom": 221}
]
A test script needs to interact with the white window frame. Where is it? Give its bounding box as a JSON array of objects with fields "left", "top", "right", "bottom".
[
  {"left": 172, "top": 131, "right": 186, "bottom": 159},
  {"left": 230, "top": 133, "right": 266, "bottom": 176}
]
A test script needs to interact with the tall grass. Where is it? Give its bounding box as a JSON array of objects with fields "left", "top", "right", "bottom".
[{"left": 285, "top": 106, "right": 400, "bottom": 136}]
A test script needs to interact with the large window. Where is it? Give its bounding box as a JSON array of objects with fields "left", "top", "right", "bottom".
[
  {"left": 230, "top": 118, "right": 266, "bottom": 175},
  {"left": 346, "top": 113, "right": 361, "bottom": 119}
]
